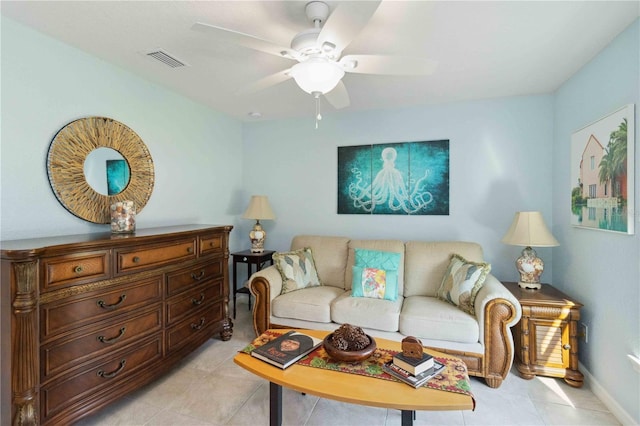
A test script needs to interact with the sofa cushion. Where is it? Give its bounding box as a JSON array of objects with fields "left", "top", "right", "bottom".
[
  {"left": 399, "top": 296, "right": 480, "bottom": 344},
  {"left": 272, "top": 286, "right": 346, "bottom": 323},
  {"left": 291, "top": 236, "right": 350, "bottom": 289},
  {"left": 436, "top": 254, "right": 490, "bottom": 315},
  {"left": 273, "top": 247, "right": 321, "bottom": 294},
  {"left": 404, "top": 241, "right": 484, "bottom": 297},
  {"left": 330, "top": 292, "right": 403, "bottom": 332},
  {"left": 345, "top": 240, "right": 405, "bottom": 295}
]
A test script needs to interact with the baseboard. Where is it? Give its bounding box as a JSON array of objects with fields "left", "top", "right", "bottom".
[{"left": 580, "top": 362, "right": 637, "bottom": 425}]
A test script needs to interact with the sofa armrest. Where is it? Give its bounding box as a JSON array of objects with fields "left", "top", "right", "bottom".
[
  {"left": 248, "top": 265, "right": 283, "bottom": 336},
  {"left": 474, "top": 274, "right": 522, "bottom": 387}
]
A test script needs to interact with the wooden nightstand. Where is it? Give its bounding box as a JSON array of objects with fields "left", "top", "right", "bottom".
[
  {"left": 231, "top": 250, "right": 275, "bottom": 319},
  {"left": 504, "top": 282, "right": 584, "bottom": 387}
]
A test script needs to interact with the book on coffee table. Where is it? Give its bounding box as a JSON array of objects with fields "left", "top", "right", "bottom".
[
  {"left": 251, "top": 331, "right": 323, "bottom": 369},
  {"left": 383, "top": 360, "right": 445, "bottom": 388},
  {"left": 393, "top": 352, "right": 434, "bottom": 375}
]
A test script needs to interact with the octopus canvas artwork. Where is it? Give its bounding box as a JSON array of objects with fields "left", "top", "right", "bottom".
[{"left": 338, "top": 140, "right": 449, "bottom": 215}]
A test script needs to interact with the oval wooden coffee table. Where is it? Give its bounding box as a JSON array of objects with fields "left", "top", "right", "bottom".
[{"left": 234, "top": 329, "right": 474, "bottom": 426}]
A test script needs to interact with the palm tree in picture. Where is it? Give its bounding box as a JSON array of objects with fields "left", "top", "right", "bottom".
[
  {"left": 609, "top": 118, "right": 627, "bottom": 199},
  {"left": 598, "top": 147, "right": 614, "bottom": 197},
  {"left": 598, "top": 118, "right": 627, "bottom": 198}
]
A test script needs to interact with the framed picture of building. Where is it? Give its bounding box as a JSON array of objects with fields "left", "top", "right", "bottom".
[
  {"left": 570, "top": 104, "right": 635, "bottom": 234},
  {"left": 337, "top": 140, "right": 449, "bottom": 215}
]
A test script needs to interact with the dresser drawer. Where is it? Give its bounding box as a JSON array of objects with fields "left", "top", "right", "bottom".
[
  {"left": 166, "top": 259, "right": 223, "bottom": 297},
  {"left": 199, "top": 233, "right": 224, "bottom": 256},
  {"left": 166, "top": 279, "right": 223, "bottom": 326},
  {"left": 41, "top": 304, "right": 162, "bottom": 380},
  {"left": 41, "top": 251, "right": 110, "bottom": 292},
  {"left": 115, "top": 238, "right": 197, "bottom": 274},
  {"left": 41, "top": 335, "right": 162, "bottom": 421},
  {"left": 166, "top": 301, "right": 224, "bottom": 353},
  {"left": 41, "top": 277, "right": 163, "bottom": 339}
]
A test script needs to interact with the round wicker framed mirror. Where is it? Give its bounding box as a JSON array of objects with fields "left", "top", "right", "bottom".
[{"left": 47, "top": 117, "right": 154, "bottom": 224}]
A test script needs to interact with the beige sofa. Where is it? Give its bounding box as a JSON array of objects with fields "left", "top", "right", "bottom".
[{"left": 249, "top": 235, "right": 522, "bottom": 388}]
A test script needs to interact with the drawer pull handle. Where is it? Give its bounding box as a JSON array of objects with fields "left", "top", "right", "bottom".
[
  {"left": 74, "top": 265, "right": 84, "bottom": 274},
  {"left": 97, "top": 359, "right": 126, "bottom": 379},
  {"left": 192, "top": 293, "right": 205, "bottom": 306},
  {"left": 97, "top": 294, "right": 127, "bottom": 310},
  {"left": 563, "top": 344, "right": 571, "bottom": 350},
  {"left": 191, "top": 317, "right": 206, "bottom": 330},
  {"left": 187, "top": 246, "right": 194, "bottom": 253},
  {"left": 98, "top": 327, "right": 127, "bottom": 344},
  {"left": 191, "top": 270, "right": 205, "bottom": 281},
  {"left": 132, "top": 256, "right": 140, "bottom": 263}
]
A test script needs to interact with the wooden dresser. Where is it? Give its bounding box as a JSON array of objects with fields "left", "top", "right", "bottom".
[{"left": 1, "top": 224, "right": 233, "bottom": 425}]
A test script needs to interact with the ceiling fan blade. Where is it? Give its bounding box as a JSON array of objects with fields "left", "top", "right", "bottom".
[
  {"left": 324, "top": 81, "right": 350, "bottom": 109},
  {"left": 317, "top": 1, "right": 381, "bottom": 57},
  {"left": 191, "top": 22, "right": 300, "bottom": 60},
  {"left": 340, "top": 55, "right": 438, "bottom": 76},
  {"left": 235, "top": 69, "right": 293, "bottom": 95}
]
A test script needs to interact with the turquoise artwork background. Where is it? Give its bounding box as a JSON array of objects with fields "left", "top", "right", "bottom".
[
  {"left": 337, "top": 140, "right": 449, "bottom": 215},
  {"left": 106, "top": 159, "right": 130, "bottom": 196}
]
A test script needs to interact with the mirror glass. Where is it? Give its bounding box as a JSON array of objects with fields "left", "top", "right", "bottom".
[{"left": 84, "top": 147, "right": 130, "bottom": 195}]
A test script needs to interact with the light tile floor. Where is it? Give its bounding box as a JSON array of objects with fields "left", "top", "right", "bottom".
[{"left": 78, "top": 298, "right": 620, "bottom": 426}]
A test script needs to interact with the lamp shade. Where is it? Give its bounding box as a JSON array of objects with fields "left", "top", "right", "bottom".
[
  {"left": 289, "top": 57, "right": 345, "bottom": 95},
  {"left": 242, "top": 195, "right": 275, "bottom": 220},
  {"left": 501, "top": 211, "right": 559, "bottom": 247}
]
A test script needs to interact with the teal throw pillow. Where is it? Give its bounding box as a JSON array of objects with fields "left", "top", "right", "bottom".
[
  {"left": 350, "top": 248, "right": 401, "bottom": 301},
  {"left": 351, "top": 266, "right": 398, "bottom": 301}
]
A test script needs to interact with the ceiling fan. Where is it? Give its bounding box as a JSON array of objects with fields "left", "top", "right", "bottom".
[{"left": 192, "top": 1, "right": 437, "bottom": 123}]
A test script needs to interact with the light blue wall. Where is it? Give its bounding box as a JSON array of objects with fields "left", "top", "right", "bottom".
[
  {"left": 242, "top": 95, "right": 555, "bottom": 282},
  {"left": 553, "top": 19, "right": 639, "bottom": 423},
  {"left": 1, "top": 17, "right": 245, "bottom": 248}
]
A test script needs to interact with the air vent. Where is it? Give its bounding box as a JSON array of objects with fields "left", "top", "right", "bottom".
[{"left": 145, "top": 49, "right": 189, "bottom": 68}]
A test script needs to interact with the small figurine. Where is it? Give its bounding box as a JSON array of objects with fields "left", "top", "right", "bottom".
[{"left": 401, "top": 336, "right": 423, "bottom": 359}]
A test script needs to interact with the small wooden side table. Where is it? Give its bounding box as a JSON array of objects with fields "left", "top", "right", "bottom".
[
  {"left": 232, "top": 250, "right": 275, "bottom": 319},
  {"left": 504, "top": 282, "right": 584, "bottom": 387}
]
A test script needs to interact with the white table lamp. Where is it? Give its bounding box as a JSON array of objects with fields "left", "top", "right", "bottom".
[
  {"left": 501, "top": 211, "right": 559, "bottom": 289},
  {"left": 242, "top": 195, "right": 275, "bottom": 253}
]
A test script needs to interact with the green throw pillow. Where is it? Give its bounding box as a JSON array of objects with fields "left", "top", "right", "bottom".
[
  {"left": 350, "top": 248, "right": 401, "bottom": 301},
  {"left": 273, "top": 247, "right": 321, "bottom": 294},
  {"left": 436, "top": 254, "right": 491, "bottom": 315}
]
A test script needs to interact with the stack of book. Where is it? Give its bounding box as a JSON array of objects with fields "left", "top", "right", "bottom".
[{"left": 383, "top": 351, "right": 445, "bottom": 388}]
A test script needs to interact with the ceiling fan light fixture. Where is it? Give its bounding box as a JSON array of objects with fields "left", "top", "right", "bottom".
[{"left": 289, "top": 57, "right": 345, "bottom": 94}]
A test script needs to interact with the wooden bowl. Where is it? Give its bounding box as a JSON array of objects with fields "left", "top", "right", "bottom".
[{"left": 323, "top": 333, "right": 377, "bottom": 362}]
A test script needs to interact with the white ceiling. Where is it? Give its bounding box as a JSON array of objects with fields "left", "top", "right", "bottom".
[{"left": 2, "top": 1, "right": 638, "bottom": 121}]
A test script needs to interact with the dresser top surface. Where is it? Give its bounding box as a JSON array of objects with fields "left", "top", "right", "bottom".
[{"left": 1, "top": 224, "right": 232, "bottom": 255}]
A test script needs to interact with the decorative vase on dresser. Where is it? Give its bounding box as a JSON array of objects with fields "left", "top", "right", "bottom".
[{"left": 1, "top": 224, "right": 233, "bottom": 425}]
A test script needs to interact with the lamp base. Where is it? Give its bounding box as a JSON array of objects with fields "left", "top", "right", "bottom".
[
  {"left": 249, "top": 221, "right": 266, "bottom": 253},
  {"left": 515, "top": 246, "right": 544, "bottom": 290},
  {"left": 518, "top": 281, "right": 542, "bottom": 290}
]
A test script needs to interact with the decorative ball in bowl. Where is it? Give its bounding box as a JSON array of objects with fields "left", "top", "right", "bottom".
[{"left": 322, "top": 324, "right": 377, "bottom": 363}]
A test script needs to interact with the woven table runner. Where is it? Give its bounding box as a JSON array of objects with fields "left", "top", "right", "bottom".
[{"left": 241, "top": 330, "right": 475, "bottom": 405}]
